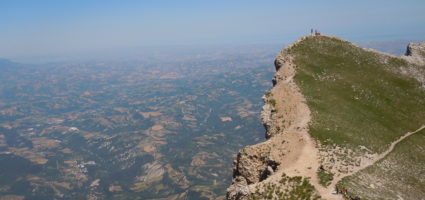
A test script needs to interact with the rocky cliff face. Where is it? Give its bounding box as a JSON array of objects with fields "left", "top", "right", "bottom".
[
  {"left": 227, "top": 36, "right": 324, "bottom": 200},
  {"left": 227, "top": 35, "right": 425, "bottom": 200},
  {"left": 404, "top": 41, "right": 425, "bottom": 65}
]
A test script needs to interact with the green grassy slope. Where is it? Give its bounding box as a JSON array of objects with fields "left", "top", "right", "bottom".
[
  {"left": 287, "top": 35, "right": 425, "bottom": 199},
  {"left": 288, "top": 36, "right": 425, "bottom": 153},
  {"left": 342, "top": 129, "right": 425, "bottom": 199}
]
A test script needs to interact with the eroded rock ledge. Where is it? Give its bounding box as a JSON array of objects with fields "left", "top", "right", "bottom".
[
  {"left": 404, "top": 41, "right": 425, "bottom": 65},
  {"left": 226, "top": 36, "right": 323, "bottom": 200}
]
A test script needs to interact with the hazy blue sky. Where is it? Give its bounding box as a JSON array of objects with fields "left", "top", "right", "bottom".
[{"left": 1, "top": 0, "right": 425, "bottom": 60}]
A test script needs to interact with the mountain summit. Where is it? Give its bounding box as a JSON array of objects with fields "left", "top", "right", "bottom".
[{"left": 227, "top": 35, "right": 425, "bottom": 200}]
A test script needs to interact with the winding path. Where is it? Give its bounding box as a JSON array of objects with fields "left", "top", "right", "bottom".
[
  {"left": 269, "top": 36, "right": 425, "bottom": 199},
  {"left": 273, "top": 49, "right": 425, "bottom": 199},
  {"left": 321, "top": 124, "right": 425, "bottom": 199}
]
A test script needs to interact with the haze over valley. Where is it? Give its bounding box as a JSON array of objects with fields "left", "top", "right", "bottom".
[{"left": 1, "top": 1, "right": 425, "bottom": 200}]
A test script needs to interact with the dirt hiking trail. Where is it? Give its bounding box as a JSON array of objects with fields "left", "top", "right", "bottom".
[{"left": 273, "top": 47, "right": 425, "bottom": 199}]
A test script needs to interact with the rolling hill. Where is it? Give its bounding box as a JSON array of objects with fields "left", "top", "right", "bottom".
[{"left": 228, "top": 35, "right": 425, "bottom": 200}]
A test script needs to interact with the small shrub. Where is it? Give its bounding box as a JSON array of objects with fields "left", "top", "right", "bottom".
[
  {"left": 268, "top": 99, "right": 277, "bottom": 107},
  {"left": 265, "top": 91, "right": 273, "bottom": 97},
  {"left": 317, "top": 169, "right": 334, "bottom": 186}
]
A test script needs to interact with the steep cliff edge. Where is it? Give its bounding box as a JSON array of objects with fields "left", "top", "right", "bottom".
[
  {"left": 227, "top": 36, "right": 327, "bottom": 200},
  {"left": 227, "top": 35, "right": 425, "bottom": 200}
]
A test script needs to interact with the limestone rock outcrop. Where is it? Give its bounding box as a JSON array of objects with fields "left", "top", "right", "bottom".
[
  {"left": 227, "top": 36, "right": 321, "bottom": 200},
  {"left": 404, "top": 41, "right": 425, "bottom": 65}
]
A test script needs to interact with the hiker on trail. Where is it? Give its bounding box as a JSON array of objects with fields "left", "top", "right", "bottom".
[
  {"left": 342, "top": 187, "right": 348, "bottom": 195},
  {"left": 335, "top": 183, "right": 340, "bottom": 194}
]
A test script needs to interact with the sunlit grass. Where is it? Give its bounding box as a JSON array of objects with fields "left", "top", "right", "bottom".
[{"left": 289, "top": 36, "right": 425, "bottom": 153}]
